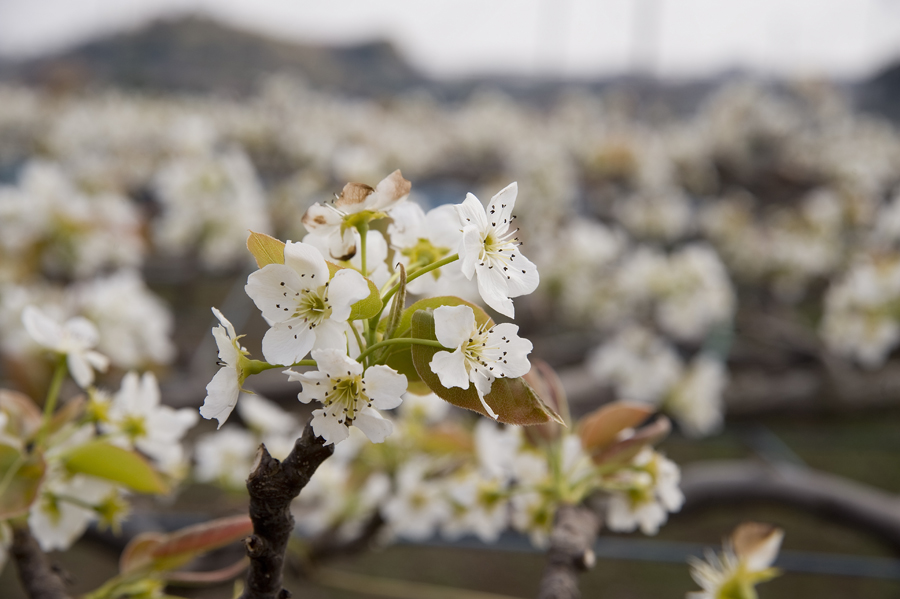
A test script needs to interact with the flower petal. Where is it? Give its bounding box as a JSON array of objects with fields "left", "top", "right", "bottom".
[
  {"left": 64, "top": 317, "right": 100, "bottom": 349},
  {"left": 310, "top": 348, "right": 363, "bottom": 379},
  {"left": 456, "top": 193, "right": 488, "bottom": 231},
  {"left": 311, "top": 319, "right": 348, "bottom": 353},
  {"left": 354, "top": 408, "right": 394, "bottom": 443},
  {"left": 67, "top": 353, "right": 94, "bottom": 388},
  {"left": 200, "top": 368, "right": 240, "bottom": 429},
  {"left": 475, "top": 265, "right": 514, "bottom": 317},
  {"left": 327, "top": 268, "right": 370, "bottom": 321},
  {"left": 262, "top": 321, "right": 316, "bottom": 366},
  {"left": 430, "top": 348, "right": 470, "bottom": 390},
  {"left": 212, "top": 324, "right": 239, "bottom": 364},
  {"left": 22, "top": 306, "right": 62, "bottom": 349},
  {"left": 433, "top": 305, "right": 475, "bottom": 349},
  {"left": 459, "top": 225, "right": 484, "bottom": 280},
  {"left": 363, "top": 365, "right": 407, "bottom": 410},
  {"left": 311, "top": 408, "right": 349, "bottom": 445},
  {"left": 284, "top": 241, "right": 330, "bottom": 283},
  {"left": 486, "top": 182, "right": 517, "bottom": 229},
  {"left": 369, "top": 169, "right": 411, "bottom": 212},
  {"left": 246, "top": 264, "right": 304, "bottom": 323},
  {"left": 301, "top": 202, "right": 343, "bottom": 233},
  {"left": 211, "top": 307, "right": 237, "bottom": 339},
  {"left": 504, "top": 252, "right": 540, "bottom": 299}
]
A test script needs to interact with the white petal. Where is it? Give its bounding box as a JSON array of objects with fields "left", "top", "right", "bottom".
[
  {"left": 211, "top": 307, "right": 237, "bottom": 338},
  {"left": 200, "top": 368, "right": 241, "bottom": 428},
  {"left": 474, "top": 384, "right": 499, "bottom": 420},
  {"left": 64, "top": 317, "right": 100, "bottom": 349},
  {"left": 475, "top": 265, "right": 514, "bottom": 317},
  {"left": 430, "top": 348, "right": 470, "bottom": 390},
  {"left": 22, "top": 306, "right": 62, "bottom": 349},
  {"left": 456, "top": 193, "right": 488, "bottom": 231},
  {"left": 433, "top": 305, "right": 476, "bottom": 349},
  {"left": 284, "top": 240, "right": 330, "bottom": 282},
  {"left": 262, "top": 321, "right": 315, "bottom": 366},
  {"left": 354, "top": 408, "right": 394, "bottom": 443},
  {"left": 310, "top": 349, "right": 362, "bottom": 379},
  {"left": 67, "top": 352, "right": 94, "bottom": 388},
  {"left": 246, "top": 264, "right": 304, "bottom": 322},
  {"left": 84, "top": 351, "right": 110, "bottom": 374},
  {"left": 310, "top": 319, "right": 348, "bottom": 353},
  {"left": 488, "top": 323, "right": 532, "bottom": 378},
  {"left": 504, "top": 252, "right": 540, "bottom": 299},
  {"left": 327, "top": 268, "right": 370, "bottom": 321},
  {"left": 212, "top": 325, "right": 239, "bottom": 365},
  {"left": 301, "top": 202, "right": 343, "bottom": 233},
  {"left": 311, "top": 408, "right": 349, "bottom": 445},
  {"left": 369, "top": 169, "right": 411, "bottom": 211},
  {"left": 139, "top": 372, "right": 160, "bottom": 408},
  {"left": 486, "top": 182, "right": 517, "bottom": 229},
  {"left": 363, "top": 365, "right": 407, "bottom": 410},
  {"left": 289, "top": 370, "right": 329, "bottom": 404},
  {"left": 459, "top": 225, "right": 484, "bottom": 280}
]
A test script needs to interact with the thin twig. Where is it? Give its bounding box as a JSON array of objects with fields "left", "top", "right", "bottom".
[{"left": 240, "top": 419, "right": 334, "bottom": 599}]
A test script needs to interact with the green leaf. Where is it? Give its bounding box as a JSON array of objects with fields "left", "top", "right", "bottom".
[
  {"left": 0, "top": 443, "right": 46, "bottom": 519},
  {"left": 246, "top": 231, "right": 285, "bottom": 268},
  {"left": 63, "top": 440, "right": 168, "bottom": 494},
  {"left": 326, "top": 262, "right": 382, "bottom": 320},
  {"left": 120, "top": 515, "right": 253, "bottom": 575},
  {"left": 389, "top": 296, "right": 491, "bottom": 339},
  {"left": 410, "top": 309, "right": 563, "bottom": 426}
]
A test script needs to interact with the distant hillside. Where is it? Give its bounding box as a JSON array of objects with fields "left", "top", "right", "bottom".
[{"left": 0, "top": 15, "right": 427, "bottom": 97}]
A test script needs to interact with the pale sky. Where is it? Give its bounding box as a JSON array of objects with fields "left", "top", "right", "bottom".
[{"left": 1, "top": 0, "right": 900, "bottom": 79}]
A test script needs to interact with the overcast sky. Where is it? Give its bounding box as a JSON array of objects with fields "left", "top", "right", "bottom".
[{"left": 1, "top": 0, "right": 900, "bottom": 79}]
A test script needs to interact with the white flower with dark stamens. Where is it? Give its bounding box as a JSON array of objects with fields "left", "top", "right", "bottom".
[
  {"left": 455, "top": 182, "right": 539, "bottom": 317},
  {"left": 245, "top": 241, "right": 370, "bottom": 366},
  {"left": 428, "top": 305, "right": 533, "bottom": 419},
  {"left": 688, "top": 523, "right": 784, "bottom": 599},
  {"left": 199, "top": 308, "right": 249, "bottom": 428},
  {"left": 301, "top": 170, "right": 411, "bottom": 260},
  {"left": 21, "top": 305, "right": 109, "bottom": 388},
  {"left": 286, "top": 349, "right": 407, "bottom": 445}
]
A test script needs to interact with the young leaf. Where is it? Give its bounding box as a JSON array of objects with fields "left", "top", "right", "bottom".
[
  {"left": 63, "top": 440, "right": 168, "bottom": 494},
  {"left": 578, "top": 402, "right": 653, "bottom": 452},
  {"left": 120, "top": 514, "right": 253, "bottom": 575},
  {"left": 246, "top": 231, "right": 285, "bottom": 268},
  {"left": 0, "top": 389, "right": 42, "bottom": 442},
  {"left": 325, "top": 262, "right": 382, "bottom": 320},
  {"left": 410, "top": 309, "right": 562, "bottom": 426},
  {"left": 0, "top": 443, "right": 46, "bottom": 519},
  {"left": 591, "top": 416, "right": 671, "bottom": 466}
]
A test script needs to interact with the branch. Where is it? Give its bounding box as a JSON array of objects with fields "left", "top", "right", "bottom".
[
  {"left": 11, "top": 525, "right": 73, "bottom": 599},
  {"left": 680, "top": 460, "right": 900, "bottom": 550},
  {"left": 537, "top": 504, "right": 601, "bottom": 599},
  {"left": 240, "top": 419, "right": 334, "bottom": 599}
]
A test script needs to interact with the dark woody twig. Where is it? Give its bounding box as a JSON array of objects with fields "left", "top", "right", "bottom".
[
  {"left": 11, "top": 525, "right": 73, "bottom": 599},
  {"left": 240, "top": 419, "right": 334, "bottom": 599},
  {"left": 537, "top": 504, "right": 601, "bottom": 599}
]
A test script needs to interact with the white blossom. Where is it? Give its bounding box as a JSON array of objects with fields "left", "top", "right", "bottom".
[
  {"left": 429, "top": 305, "right": 533, "bottom": 419},
  {"left": 301, "top": 170, "right": 411, "bottom": 260},
  {"left": 245, "top": 241, "right": 370, "bottom": 366},
  {"left": 286, "top": 349, "right": 407, "bottom": 445},
  {"left": 199, "top": 308, "right": 248, "bottom": 428},
  {"left": 455, "top": 183, "right": 539, "bottom": 317},
  {"left": 21, "top": 305, "right": 109, "bottom": 388}
]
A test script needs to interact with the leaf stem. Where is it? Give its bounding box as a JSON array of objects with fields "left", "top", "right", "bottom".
[
  {"left": 36, "top": 356, "right": 68, "bottom": 449},
  {"left": 356, "top": 337, "right": 446, "bottom": 364}
]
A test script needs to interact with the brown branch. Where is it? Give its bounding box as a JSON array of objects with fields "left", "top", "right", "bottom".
[
  {"left": 537, "top": 503, "right": 601, "bottom": 599},
  {"left": 240, "top": 419, "right": 334, "bottom": 599},
  {"left": 680, "top": 460, "right": 900, "bottom": 551},
  {"left": 11, "top": 525, "right": 73, "bottom": 599}
]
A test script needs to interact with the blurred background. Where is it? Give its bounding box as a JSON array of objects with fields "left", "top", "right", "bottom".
[{"left": 4, "top": 1, "right": 900, "bottom": 597}]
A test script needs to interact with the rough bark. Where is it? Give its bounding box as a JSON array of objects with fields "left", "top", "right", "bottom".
[
  {"left": 537, "top": 504, "right": 601, "bottom": 599},
  {"left": 11, "top": 525, "right": 73, "bottom": 599},
  {"left": 240, "top": 420, "right": 334, "bottom": 599}
]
